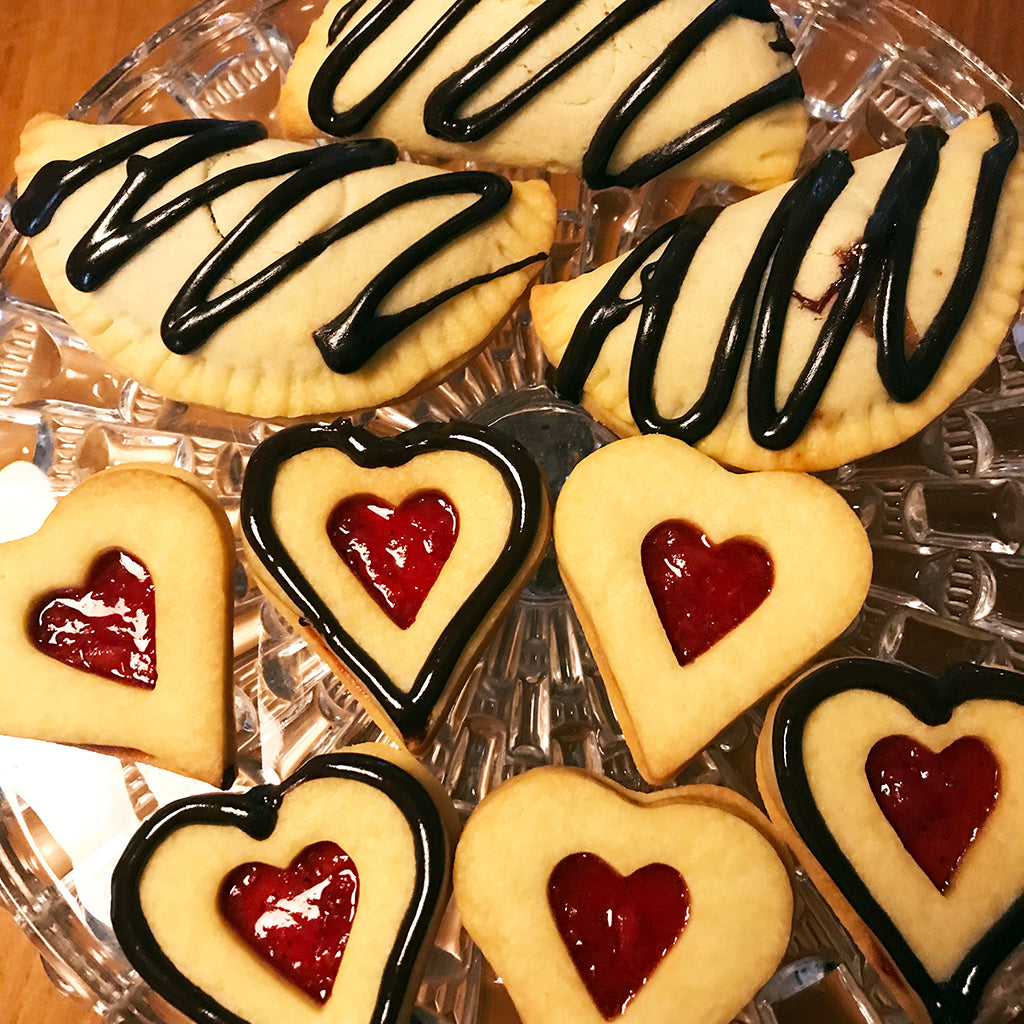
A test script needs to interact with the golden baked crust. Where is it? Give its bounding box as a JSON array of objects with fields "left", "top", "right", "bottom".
[
  {"left": 0, "top": 465, "right": 235, "bottom": 786},
  {"left": 279, "top": 0, "right": 807, "bottom": 191},
  {"left": 14, "top": 114, "right": 556, "bottom": 418},
  {"left": 553, "top": 434, "right": 871, "bottom": 784},
  {"left": 533, "top": 109, "right": 1024, "bottom": 471},
  {"left": 454, "top": 766, "right": 793, "bottom": 1024}
]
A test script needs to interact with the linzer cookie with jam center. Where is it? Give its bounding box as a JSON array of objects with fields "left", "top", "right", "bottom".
[
  {"left": 111, "top": 744, "right": 459, "bottom": 1024},
  {"left": 756, "top": 659, "right": 1024, "bottom": 1024},
  {"left": 532, "top": 106, "right": 1024, "bottom": 471},
  {"left": 0, "top": 465, "right": 235, "bottom": 786},
  {"left": 278, "top": 0, "right": 807, "bottom": 192},
  {"left": 454, "top": 766, "right": 793, "bottom": 1024},
  {"left": 12, "top": 114, "right": 555, "bottom": 418},
  {"left": 240, "top": 419, "right": 550, "bottom": 752},
  {"left": 553, "top": 434, "right": 871, "bottom": 784}
]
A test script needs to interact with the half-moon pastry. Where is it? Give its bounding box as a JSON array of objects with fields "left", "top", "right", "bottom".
[
  {"left": 12, "top": 114, "right": 556, "bottom": 418},
  {"left": 240, "top": 418, "right": 550, "bottom": 752},
  {"left": 532, "top": 107, "right": 1024, "bottom": 471},
  {"left": 0, "top": 465, "right": 235, "bottom": 786},
  {"left": 279, "top": 0, "right": 807, "bottom": 192},
  {"left": 757, "top": 659, "right": 1024, "bottom": 1024}
]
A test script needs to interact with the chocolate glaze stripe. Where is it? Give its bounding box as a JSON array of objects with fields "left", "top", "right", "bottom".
[
  {"left": 12, "top": 119, "right": 545, "bottom": 374},
  {"left": 309, "top": 0, "right": 802, "bottom": 189},
  {"left": 111, "top": 751, "right": 450, "bottom": 1024},
  {"left": 240, "top": 419, "right": 547, "bottom": 743},
  {"left": 770, "top": 659, "right": 1024, "bottom": 1024},
  {"left": 555, "top": 104, "right": 1019, "bottom": 451}
]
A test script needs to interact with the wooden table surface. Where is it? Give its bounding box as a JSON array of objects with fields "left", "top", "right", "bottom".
[{"left": 0, "top": 0, "right": 1021, "bottom": 1021}]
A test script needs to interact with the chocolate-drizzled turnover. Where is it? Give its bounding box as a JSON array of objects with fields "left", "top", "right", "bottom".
[
  {"left": 769, "top": 659, "right": 1024, "bottom": 1024},
  {"left": 111, "top": 751, "right": 450, "bottom": 1024},
  {"left": 555, "top": 104, "right": 1019, "bottom": 450},
  {"left": 11, "top": 119, "right": 545, "bottom": 373},
  {"left": 240, "top": 419, "right": 547, "bottom": 744},
  {"left": 308, "top": 0, "right": 802, "bottom": 189}
]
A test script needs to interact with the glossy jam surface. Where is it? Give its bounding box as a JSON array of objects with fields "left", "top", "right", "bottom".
[
  {"left": 29, "top": 548, "right": 156, "bottom": 688},
  {"left": 641, "top": 520, "right": 773, "bottom": 665},
  {"left": 218, "top": 840, "right": 359, "bottom": 1004},
  {"left": 548, "top": 852, "right": 689, "bottom": 1019},
  {"left": 866, "top": 734, "right": 1000, "bottom": 893},
  {"left": 327, "top": 490, "right": 459, "bottom": 629}
]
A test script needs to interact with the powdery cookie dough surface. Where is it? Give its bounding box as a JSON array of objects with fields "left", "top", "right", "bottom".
[
  {"left": 532, "top": 110, "right": 1024, "bottom": 471},
  {"left": 279, "top": 0, "right": 806, "bottom": 191},
  {"left": 16, "top": 115, "right": 556, "bottom": 418}
]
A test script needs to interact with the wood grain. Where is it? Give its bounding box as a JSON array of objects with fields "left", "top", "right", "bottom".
[{"left": 0, "top": 0, "right": 1020, "bottom": 1022}]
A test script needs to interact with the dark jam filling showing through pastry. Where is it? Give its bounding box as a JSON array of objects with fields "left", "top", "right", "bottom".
[
  {"left": 327, "top": 490, "right": 460, "bottom": 629},
  {"left": 865, "top": 734, "right": 1000, "bottom": 894},
  {"left": 29, "top": 548, "right": 157, "bottom": 688},
  {"left": 547, "top": 851, "right": 690, "bottom": 1019},
  {"left": 219, "top": 840, "right": 360, "bottom": 1005},
  {"left": 310, "top": 0, "right": 802, "bottom": 189},
  {"left": 640, "top": 519, "right": 773, "bottom": 666},
  {"left": 555, "top": 104, "right": 1019, "bottom": 450},
  {"left": 11, "top": 119, "right": 546, "bottom": 374}
]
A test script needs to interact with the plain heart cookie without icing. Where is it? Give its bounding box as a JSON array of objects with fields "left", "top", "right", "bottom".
[
  {"left": 553, "top": 433, "right": 871, "bottom": 784},
  {"left": 111, "top": 745, "right": 459, "bottom": 1024},
  {"left": 240, "top": 419, "right": 550, "bottom": 752},
  {"left": 757, "top": 659, "right": 1024, "bottom": 1024},
  {"left": 12, "top": 114, "right": 555, "bottom": 418},
  {"left": 454, "top": 766, "right": 793, "bottom": 1024},
  {"left": 0, "top": 464, "right": 235, "bottom": 786},
  {"left": 532, "top": 106, "right": 1024, "bottom": 471}
]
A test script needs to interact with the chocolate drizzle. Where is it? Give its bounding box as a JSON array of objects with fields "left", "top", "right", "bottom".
[
  {"left": 240, "top": 419, "right": 548, "bottom": 744},
  {"left": 768, "top": 658, "right": 1024, "bottom": 1024},
  {"left": 12, "top": 119, "right": 544, "bottom": 373},
  {"left": 308, "top": 0, "right": 803, "bottom": 189},
  {"left": 555, "top": 105, "right": 1019, "bottom": 450},
  {"left": 111, "top": 751, "right": 451, "bottom": 1024}
]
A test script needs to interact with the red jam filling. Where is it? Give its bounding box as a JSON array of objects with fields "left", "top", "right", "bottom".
[
  {"left": 641, "top": 520, "right": 773, "bottom": 666},
  {"left": 327, "top": 490, "right": 459, "bottom": 629},
  {"left": 547, "top": 852, "right": 689, "bottom": 1019},
  {"left": 219, "top": 840, "right": 359, "bottom": 1004},
  {"left": 866, "top": 734, "right": 999, "bottom": 893},
  {"left": 29, "top": 548, "right": 156, "bottom": 688}
]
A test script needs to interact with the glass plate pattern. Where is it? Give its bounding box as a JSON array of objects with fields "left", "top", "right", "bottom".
[{"left": 1, "top": 0, "right": 1024, "bottom": 1021}]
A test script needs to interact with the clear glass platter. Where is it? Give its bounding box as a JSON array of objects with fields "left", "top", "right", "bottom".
[{"left": 1, "top": 0, "right": 1024, "bottom": 1021}]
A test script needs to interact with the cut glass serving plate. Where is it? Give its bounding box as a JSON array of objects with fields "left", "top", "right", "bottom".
[{"left": 1, "top": 0, "right": 1024, "bottom": 1021}]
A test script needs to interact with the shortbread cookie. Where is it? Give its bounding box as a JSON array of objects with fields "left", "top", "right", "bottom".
[
  {"left": 533, "top": 106, "right": 1024, "bottom": 471},
  {"left": 554, "top": 434, "right": 870, "bottom": 784},
  {"left": 454, "top": 766, "right": 792, "bottom": 1024},
  {"left": 279, "top": 0, "right": 806, "bottom": 192},
  {"left": 112, "top": 744, "right": 459, "bottom": 1024},
  {"left": 12, "top": 115, "right": 555, "bottom": 418},
  {"left": 0, "top": 465, "right": 235, "bottom": 786},
  {"left": 240, "top": 419, "right": 549, "bottom": 751},
  {"left": 757, "top": 659, "right": 1024, "bottom": 1024}
]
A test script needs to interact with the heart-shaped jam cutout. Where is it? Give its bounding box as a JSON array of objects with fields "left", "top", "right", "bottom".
[
  {"left": 548, "top": 852, "right": 690, "bottom": 1019},
  {"left": 641, "top": 520, "right": 773, "bottom": 666},
  {"left": 866, "top": 734, "right": 1000, "bottom": 893},
  {"left": 327, "top": 491, "right": 459, "bottom": 630},
  {"left": 29, "top": 548, "right": 156, "bottom": 688},
  {"left": 219, "top": 840, "right": 359, "bottom": 1004}
]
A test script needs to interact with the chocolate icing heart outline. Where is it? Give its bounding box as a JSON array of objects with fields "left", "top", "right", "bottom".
[
  {"left": 240, "top": 419, "right": 547, "bottom": 743},
  {"left": 111, "top": 751, "right": 450, "bottom": 1024},
  {"left": 770, "top": 658, "right": 1024, "bottom": 1024}
]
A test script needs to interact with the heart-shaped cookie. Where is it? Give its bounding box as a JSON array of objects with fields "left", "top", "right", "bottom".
[
  {"left": 454, "top": 766, "right": 793, "bottom": 1024},
  {"left": 553, "top": 433, "right": 871, "bottom": 784},
  {"left": 111, "top": 745, "right": 458, "bottom": 1024},
  {"left": 756, "top": 659, "right": 1024, "bottom": 1024},
  {"left": 0, "top": 465, "right": 235, "bottom": 786},
  {"left": 240, "top": 419, "right": 550, "bottom": 752}
]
